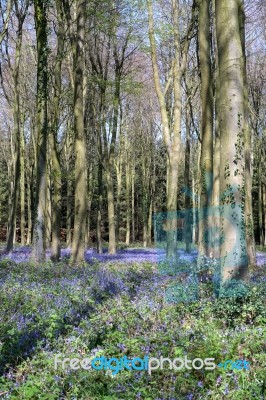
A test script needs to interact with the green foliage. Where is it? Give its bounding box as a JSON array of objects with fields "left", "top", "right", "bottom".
[
  {"left": 0, "top": 260, "right": 265, "bottom": 399},
  {"left": 219, "top": 279, "right": 249, "bottom": 299}
]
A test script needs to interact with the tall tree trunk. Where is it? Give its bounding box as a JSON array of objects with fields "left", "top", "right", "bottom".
[
  {"left": 141, "top": 149, "right": 151, "bottom": 248},
  {"left": 198, "top": 0, "right": 213, "bottom": 262},
  {"left": 148, "top": 0, "right": 190, "bottom": 258},
  {"left": 104, "top": 69, "right": 121, "bottom": 254},
  {"left": 239, "top": 3, "right": 256, "bottom": 265},
  {"left": 185, "top": 105, "right": 192, "bottom": 253},
  {"left": 6, "top": 16, "right": 24, "bottom": 253},
  {"left": 142, "top": 191, "right": 149, "bottom": 248},
  {"left": 131, "top": 161, "right": 135, "bottom": 243},
  {"left": 258, "top": 179, "right": 264, "bottom": 245},
  {"left": 115, "top": 159, "right": 122, "bottom": 243},
  {"left": 212, "top": 77, "right": 220, "bottom": 211},
  {"left": 26, "top": 159, "right": 33, "bottom": 245},
  {"left": 97, "top": 155, "right": 103, "bottom": 254},
  {"left": 66, "top": 175, "right": 72, "bottom": 247},
  {"left": 51, "top": 0, "right": 64, "bottom": 261},
  {"left": 106, "top": 165, "right": 116, "bottom": 254},
  {"left": 192, "top": 171, "right": 197, "bottom": 244},
  {"left": 20, "top": 114, "right": 26, "bottom": 246},
  {"left": 71, "top": 0, "right": 87, "bottom": 264},
  {"left": 263, "top": 184, "right": 266, "bottom": 247},
  {"left": 212, "top": 0, "right": 220, "bottom": 258},
  {"left": 85, "top": 164, "right": 93, "bottom": 247},
  {"left": 65, "top": 121, "right": 73, "bottom": 248},
  {"left": 147, "top": 200, "right": 153, "bottom": 246},
  {"left": 125, "top": 153, "right": 131, "bottom": 246},
  {"left": 216, "top": 0, "right": 248, "bottom": 282},
  {"left": 32, "top": 0, "right": 49, "bottom": 263},
  {"left": 46, "top": 158, "right": 52, "bottom": 248}
]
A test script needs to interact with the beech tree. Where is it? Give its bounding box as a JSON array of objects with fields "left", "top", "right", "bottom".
[
  {"left": 71, "top": 0, "right": 87, "bottom": 264},
  {"left": 197, "top": 0, "right": 213, "bottom": 262},
  {"left": 0, "top": 0, "right": 264, "bottom": 277},
  {"left": 216, "top": 0, "right": 249, "bottom": 282},
  {"left": 32, "top": 0, "right": 49, "bottom": 262},
  {"left": 147, "top": 0, "right": 196, "bottom": 258}
]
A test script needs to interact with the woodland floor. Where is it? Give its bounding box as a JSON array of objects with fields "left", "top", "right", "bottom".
[
  {"left": 1, "top": 244, "right": 266, "bottom": 266},
  {"left": 0, "top": 245, "right": 265, "bottom": 398}
]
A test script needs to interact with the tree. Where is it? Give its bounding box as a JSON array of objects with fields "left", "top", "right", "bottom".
[
  {"left": 216, "top": 0, "right": 249, "bottom": 282},
  {"left": 32, "top": 0, "right": 49, "bottom": 262},
  {"left": 50, "top": 0, "right": 64, "bottom": 261},
  {"left": 197, "top": 0, "right": 213, "bottom": 263},
  {"left": 147, "top": 0, "right": 195, "bottom": 258},
  {"left": 239, "top": 2, "right": 256, "bottom": 265},
  {"left": 71, "top": 0, "right": 87, "bottom": 264},
  {"left": 3, "top": 1, "right": 29, "bottom": 252}
]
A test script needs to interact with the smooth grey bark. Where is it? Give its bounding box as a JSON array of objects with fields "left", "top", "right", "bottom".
[{"left": 216, "top": 0, "right": 249, "bottom": 282}]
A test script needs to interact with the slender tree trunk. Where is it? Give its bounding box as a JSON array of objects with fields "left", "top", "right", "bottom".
[
  {"left": 212, "top": 64, "right": 220, "bottom": 211},
  {"left": 106, "top": 165, "right": 116, "bottom": 254},
  {"left": 147, "top": 200, "right": 153, "bottom": 246},
  {"left": 6, "top": 160, "right": 12, "bottom": 240},
  {"left": 32, "top": 0, "right": 49, "bottom": 263},
  {"left": 259, "top": 179, "right": 264, "bottom": 245},
  {"left": 51, "top": 0, "right": 64, "bottom": 261},
  {"left": 185, "top": 105, "right": 192, "bottom": 253},
  {"left": 104, "top": 76, "right": 121, "bottom": 255},
  {"left": 116, "top": 160, "right": 122, "bottom": 243},
  {"left": 6, "top": 19, "right": 24, "bottom": 253},
  {"left": 212, "top": 0, "right": 220, "bottom": 258},
  {"left": 192, "top": 172, "right": 197, "bottom": 244},
  {"left": 198, "top": 0, "right": 213, "bottom": 262},
  {"left": 45, "top": 158, "right": 52, "bottom": 248},
  {"left": 131, "top": 161, "right": 135, "bottom": 243},
  {"left": 20, "top": 114, "right": 26, "bottom": 246},
  {"left": 66, "top": 175, "right": 72, "bottom": 247},
  {"left": 148, "top": 0, "right": 189, "bottom": 259},
  {"left": 104, "top": 69, "right": 121, "bottom": 254},
  {"left": 263, "top": 185, "right": 266, "bottom": 246},
  {"left": 65, "top": 121, "right": 73, "bottom": 248},
  {"left": 71, "top": 0, "right": 87, "bottom": 264},
  {"left": 26, "top": 159, "right": 32, "bottom": 245},
  {"left": 239, "top": 3, "right": 256, "bottom": 265},
  {"left": 85, "top": 165, "right": 93, "bottom": 247},
  {"left": 142, "top": 190, "right": 149, "bottom": 248},
  {"left": 97, "top": 156, "right": 103, "bottom": 254},
  {"left": 125, "top": 155, "right": 131, "bottom": 246},
  {"left": 141, "top": 150, "right": 151, "bottom": 248},
  {"left": 95, "top": 89, "right": 106, "bottom": 254}
]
